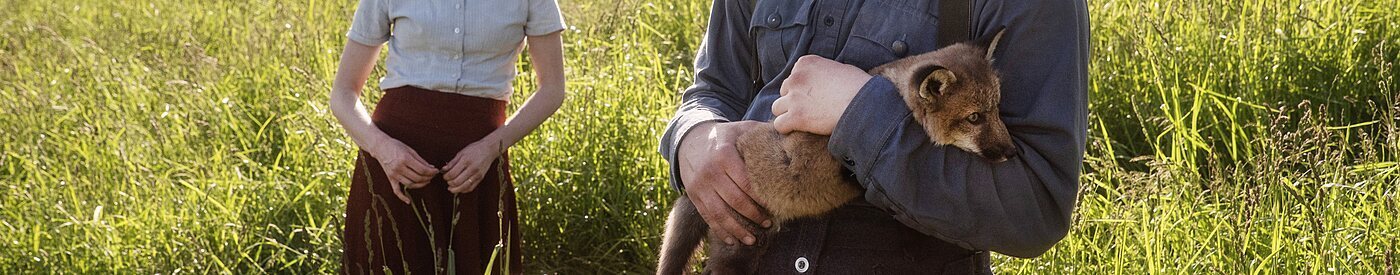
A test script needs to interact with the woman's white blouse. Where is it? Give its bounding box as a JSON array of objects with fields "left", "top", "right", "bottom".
[{"left": 347, "top": 0, "right": 565, "bottom": 101}]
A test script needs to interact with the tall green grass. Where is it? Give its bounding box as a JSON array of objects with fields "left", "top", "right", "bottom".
[
  {"left": 0, "top": 0, "right": 1395, "bottom": 273},
  {"left": 1051, "top": 0, "right": 1399, "bottom": 273}
]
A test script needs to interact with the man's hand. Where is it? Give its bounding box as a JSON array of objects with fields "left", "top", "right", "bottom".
[
  {"left": 772, "top": 55, "right": 872, "bottom": 135},
  {"left": 678, "top": 120, "right": 772, "bottom": 246}
]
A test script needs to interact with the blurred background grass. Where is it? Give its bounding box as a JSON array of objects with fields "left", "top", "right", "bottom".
[{"left": 0, "top": 0, "right": 1395, "bottom": 273}]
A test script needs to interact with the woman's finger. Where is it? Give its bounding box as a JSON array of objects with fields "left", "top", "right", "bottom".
[
  {"left": 407, "top": 152, "right": 437, "bottom": 174},
  {"left": 445, "top": 174, "right": 464, "bottom": 189},
  {"left": 443, "top": 174, "right": 460, "bottom": 189},
  {"left": 443, "top": 159, "right": 470, "bottom": 183},
  {"left": 452, "top": 168, "right": 482, "bottom": 193},
  {"left": 404, "top": 173, "right": 434, "bottom": 189},
  {"left": 393, "top": 174, "right": 415, "bottom": 188},
  {"left": 401, "top": 158, "right": 436, "bottom": 177},
  {"left": 460, "top": 173, "right": 483, "bottom": 193},
  {"left": 400, "top": 166, "right": 433, "bottom": 184},
  {"left": 448, "top": 169, "right": 480, "bottom": 193},
  {"left": 443, "top": 153, "right": 462, "bottom": 174},
  {"left": 390, "top": 178, "right": 411, "bottom": 204},
  {"left": 446, "top": 167, "right": 468, "bottom": 190},
  {"left": 448, "top": 177, "right": 471, "bottom": 193}
]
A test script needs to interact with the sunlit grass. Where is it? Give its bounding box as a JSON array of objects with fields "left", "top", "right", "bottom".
[{"left": 0, "top": 0, "right": 1395, "bottom": 273}]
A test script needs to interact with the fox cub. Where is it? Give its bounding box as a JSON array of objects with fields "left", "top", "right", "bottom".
[{"left": 658, "top": 28, "right": 1016, "bottom": 275}]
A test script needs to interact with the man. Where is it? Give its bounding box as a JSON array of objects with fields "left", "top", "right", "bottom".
[{"left": 659, "top": 0, "right": 1089, "bottom": 273}]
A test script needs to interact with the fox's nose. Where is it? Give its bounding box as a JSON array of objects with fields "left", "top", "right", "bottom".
[{"left": 983, "top": 145, "right": 1018, "bottom": 163}]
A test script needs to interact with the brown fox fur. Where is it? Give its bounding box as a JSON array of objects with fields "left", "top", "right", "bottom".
[{"left": 658, "top": 28, "right": 1015, "bottom": 275}]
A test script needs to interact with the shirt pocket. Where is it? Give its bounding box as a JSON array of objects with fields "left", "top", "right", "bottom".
[
  {"left": 470, "top": 1, "right": 528, "bottom": 55},
  {"left": 385, "top": 13, "right": 441, "bottom": 69},
  {"left": 838, "top": 0, "right": 940, "bottom": 71},
  {"left": 748, "top": 0, "right": 813, "bottom": 81},
  {"left": 387, "top": 9, "right": 451, "bottom": 56}
]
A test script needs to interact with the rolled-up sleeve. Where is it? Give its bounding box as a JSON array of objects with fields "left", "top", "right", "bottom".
[
  {"left": 658, "top": 0, "right": 760, "bottom": 191},
  {"left": 526, "top": 0, "right": 566, "bottom": 36},
  {"left": 346, "top": 0, "right": 390, "bottom": 45},
  {"left": 827, "top": 0, "right": 1091, "bottom": 258}
]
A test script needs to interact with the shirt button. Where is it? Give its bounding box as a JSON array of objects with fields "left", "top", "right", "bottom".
[
  {"left": 454, "top": 28, "right": 461, "bottom": 34},
  {"left": 823, "top": 16, "right": 834, "bottom": 27},
  {"left": 794, "top": 257, "right": 809, "bottom": 273},
  {"left": 843, "top": 157, "right": 855, "bottom": 166},
  {"left": 891, "top": 39, "right": 908, "bottom": 56},
  {"left": 455, "top": 3, "right": 461, "bottom": 9},
  {"left": 766, "top": 13, "right": 781, "bottom": 28}
]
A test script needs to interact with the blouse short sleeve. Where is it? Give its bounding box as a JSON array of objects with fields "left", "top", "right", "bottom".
[
  {"left": 346, "top": 0, "right": 391, "bottom": 45},
  {"left": 525, "top": 0, "right": 566, "bottom": 36}
]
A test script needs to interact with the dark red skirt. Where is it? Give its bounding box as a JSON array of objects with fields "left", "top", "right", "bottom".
[{"left": 342, "top": 86, "right": 523, "bottom": 274}]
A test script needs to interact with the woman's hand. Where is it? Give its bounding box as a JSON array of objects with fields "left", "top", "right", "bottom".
[
  {"left": 772, "top": 55, "right": 872, "bottom": 135},
  {"left": 442, "top": 136, "right": 504, "bottom": 193},
  {"left": 367, "top": 137, "right": 440, "bottom": 204}
]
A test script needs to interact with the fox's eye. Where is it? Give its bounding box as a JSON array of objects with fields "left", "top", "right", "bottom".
[{"left": 966, "top": 112, "right": 983, "bottom": 124}]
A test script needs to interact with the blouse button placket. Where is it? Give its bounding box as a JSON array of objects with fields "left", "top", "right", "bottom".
[{"left": 455, "top": 0, "right": 468, "bottom": 90}]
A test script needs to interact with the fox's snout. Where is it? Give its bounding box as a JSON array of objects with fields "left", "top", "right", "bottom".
[
  {"left": 973, "top": 121, "right": 1017, "bottom": 162},
  {"left": 979, "top": 143, "right": 1018, "bottom": 162}
]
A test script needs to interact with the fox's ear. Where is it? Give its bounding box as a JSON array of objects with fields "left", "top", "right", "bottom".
[
  {"left": 912, "top": 64, "right": 956, "bottom": 100},
  {"left": 972, "top": 26, "right": 1008, "bottom": 62}
]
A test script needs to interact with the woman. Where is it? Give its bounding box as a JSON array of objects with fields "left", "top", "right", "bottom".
[{"left": 328, "top": 0, "right": 565, "bottom": 273}]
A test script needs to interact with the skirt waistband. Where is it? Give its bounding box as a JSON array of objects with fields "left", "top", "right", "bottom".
[{"left": 376, "top": 85, "right": 508, "bottom": 127}]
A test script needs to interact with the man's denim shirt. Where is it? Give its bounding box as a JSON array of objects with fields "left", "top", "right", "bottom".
[{"left": 659, "top": 0, "right": 1090, "bottom": 258}]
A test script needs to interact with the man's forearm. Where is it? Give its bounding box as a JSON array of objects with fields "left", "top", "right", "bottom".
[{"left": 659, "top": 0, "right": 760, "bottom": 191}]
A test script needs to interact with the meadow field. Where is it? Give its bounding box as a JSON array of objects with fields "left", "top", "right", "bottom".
[{"left": 0, "top": 0, "right": 1396, "bottom": 273}]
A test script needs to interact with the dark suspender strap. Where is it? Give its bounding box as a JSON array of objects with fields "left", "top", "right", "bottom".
[
  {"left": 748, "top": 0, "right": 764, "bottom": 93},
  {"left": 936, "top": 0, "right": 972, "bottom": 47}
]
